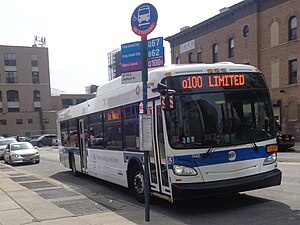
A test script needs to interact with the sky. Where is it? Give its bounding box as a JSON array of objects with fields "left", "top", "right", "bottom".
[{"left": 0, "top": 0, "right": 241, "bottom": 94}]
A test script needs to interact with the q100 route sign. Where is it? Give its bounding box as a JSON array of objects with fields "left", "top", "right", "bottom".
[{"left": 131, "top": 3, "right": 158, "bottom": 39}]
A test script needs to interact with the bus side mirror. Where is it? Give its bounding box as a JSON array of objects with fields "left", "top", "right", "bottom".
[{"left": 157, "top": 83, "right": 167, "bottom": 95}]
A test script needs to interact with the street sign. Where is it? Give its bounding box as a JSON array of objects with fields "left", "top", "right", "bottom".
[
  {"left": 147, "top": 37, "right": 164, "bottom": 68},
  {"left": 121, "top": 71, "right": 142, "bottom": 84},
  {"left": 131, "top": 3, "right": 158, "bottom": 40},
  {"left": 121, "top": 41, "right": 142, "bottom": 73},
  {"left": 121, "top": 37, "right": 164, "bottom": 73}
]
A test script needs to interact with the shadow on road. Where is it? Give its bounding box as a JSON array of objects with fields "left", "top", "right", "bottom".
[{"left": 50, "top": 171, "right": 300, "bottom": 225}]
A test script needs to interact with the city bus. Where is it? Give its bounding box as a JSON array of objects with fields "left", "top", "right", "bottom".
[{"left": 57, "top": 63, "right": 282, "bottom": 203}]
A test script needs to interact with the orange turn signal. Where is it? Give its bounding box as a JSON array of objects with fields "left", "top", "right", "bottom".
[{"left": 266, "top": 144, "right": 278, "bottom": 153}]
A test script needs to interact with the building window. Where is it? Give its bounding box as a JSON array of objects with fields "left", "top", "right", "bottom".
[
  {"left": 188, "top": 52, "right": 193, "bottom": 63},
  {"left": 288, "top": 102, "right": 298, "bottom": 121},
  {"left": 4, "top": 53, "right": 16, "bottom": 66},
  {"left": 33, "top": 90, "right": 41, "bottom": 102},
  {"left": 62, "top": 99, "right": 73, "bottom": 109},
  {"left": 271, "top": 21, "right": 279, "bottom": 46},
  {"left": 8, "top": 108, "right": 20, "bottom": 112},
  {"left": 16, "top": 119, "right": 23, "bottom": 125},
  {"left": 0, "top": 91, "right": 2, "bottom": 102},
  {"left": 43, "top": 118, "right": 49, "bottom": 124},
  {"left": 243, "top": 25, "right": 250, "bottom": 38},
  {"left": 31, "top": 55, "right": 38, "bottom": 67},
  {"left": 197, "top": 52, "right": 202, "bottom": 63},
  {"left": 228, "top": 38, "right": 235, "bottom": 58},
  {"left": 0, "top": 120, "right": 7, "bottom": 125},
  {"left": 28, "top": 119, "right": 33, "bottom": 124},
  {"left": 289, "top": 59, "right": 297, "bottom": 84},
  {"left": 176, "top": 56, "right": 180, "bottom": 64},
  {"left": 34, "top": 107, "right": 41, "bottom": 112},
  {"left": 7, "top": 90, "right": 19, "bottom": 102},
  {"left": 289, "top": 16, "right": 297, "bottom": 41},
  {"left": 76, "top": 99, "right": 86, "bottom": 104},
  {"left": 32, "top": 72, "right": 40, "bottom": 84},
  {"left": 212, "top": 44, "right": 218, "bottom": 63},
  {"left": 5, "top": 71, "right": 18, "bottom": 83}
]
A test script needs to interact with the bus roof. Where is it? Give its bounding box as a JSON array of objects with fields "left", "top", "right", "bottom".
[{"left": 57, "top": 63, "right": 259, "bottom": 121}]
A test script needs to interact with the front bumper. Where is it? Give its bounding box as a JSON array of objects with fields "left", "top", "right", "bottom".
[
  {"left": 172, "top": 169, "right": 282, "bottom": 200},
  {"left": 11, "top": 155, "right": 40, "bottom": 164}
]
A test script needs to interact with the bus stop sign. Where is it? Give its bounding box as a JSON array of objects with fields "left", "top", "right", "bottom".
[{"left": 131, "top": 3, "right": 158, "bottom": 40}]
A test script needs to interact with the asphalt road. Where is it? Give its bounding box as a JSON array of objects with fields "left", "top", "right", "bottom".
[{"left": 3, "top": 147, "right": 300, "bottom": 225}]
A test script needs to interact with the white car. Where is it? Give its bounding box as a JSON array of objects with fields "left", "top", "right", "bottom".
[
  {"left": 4, "top": 142, "right": 40, "bottom": 165},
  {"left": 0, "top": 138, "right": 17, "bottom": 159}
]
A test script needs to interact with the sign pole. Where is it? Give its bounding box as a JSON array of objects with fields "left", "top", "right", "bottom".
[
  {"left": 131, "top": 3, "right": 158, "bottom": 222},
  {"left": 141, "top": 37, "right": 150, "bottom": 222}
]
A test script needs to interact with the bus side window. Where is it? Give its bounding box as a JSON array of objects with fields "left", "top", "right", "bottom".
[
  {"left": 123, "top": 104, "right": 139, "bottom": 150},
  {"left": 88, "top": 113, "right": 104, "bottom": 149},
  {"left": 104, "top": 108, "right": 122, "bottom": 150}
]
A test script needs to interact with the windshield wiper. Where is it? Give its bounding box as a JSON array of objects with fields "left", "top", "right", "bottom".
[{"left": 203, "top": 119, "right": 224, "bottom": 158}]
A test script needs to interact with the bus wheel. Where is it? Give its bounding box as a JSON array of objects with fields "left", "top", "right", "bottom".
[
  {"left": 130, "top": 165, "right": 145, "bottom": 203},
  {"left": 70, "top": 154, "right": 79, "bottom": 177}
]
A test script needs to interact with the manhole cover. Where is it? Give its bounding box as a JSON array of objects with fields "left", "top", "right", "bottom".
[
  {"left": 54, "top": 198, "right": 109, "bottom": 215},
  {"left": 20, "top": 181, "right": 57, "bottom": 189},
  {"left": 35, "top": 188, "right": 79, "bottom": 199},
  {"left": 11, "top": 176, "right": 40, "bottom": 182}
]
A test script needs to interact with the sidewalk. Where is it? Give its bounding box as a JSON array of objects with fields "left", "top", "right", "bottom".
[
  {"left": 0, "top": 164, "right": 186, "bottom": 225},
  {"left": 293, "top": 142, "right": 300, "bottom": 152}
]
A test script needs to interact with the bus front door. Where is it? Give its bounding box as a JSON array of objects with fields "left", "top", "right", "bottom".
[
  {"left": 78, "top": 119, "right": 88, "bottom": 173},
  {"left": 148, "top": 101, "right": 172, "bottom": 200}
]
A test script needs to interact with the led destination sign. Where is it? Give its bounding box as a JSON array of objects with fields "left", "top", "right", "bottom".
[
  {"left": 163, "top": 73, "right": 267, "bottom": 93},
  {"left": 181, "top": 74, "right": 245, "bottom": 89}
]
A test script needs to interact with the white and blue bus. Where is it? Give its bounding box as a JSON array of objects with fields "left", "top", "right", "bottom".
[{"left": 57, "top": 63, "right": 281, "bottom": 203}]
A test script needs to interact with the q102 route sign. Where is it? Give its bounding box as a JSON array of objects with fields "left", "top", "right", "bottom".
[{"left": 131, "top": 3, "right": 158, "bottom": 40}]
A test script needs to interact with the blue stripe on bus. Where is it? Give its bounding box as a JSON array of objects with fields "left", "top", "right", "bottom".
[
  {"left": 123, "top": 152, "right": 144, "bottom": 164},
  {"left": 168, "top": 146, "right": 270, "bottom": 169}
]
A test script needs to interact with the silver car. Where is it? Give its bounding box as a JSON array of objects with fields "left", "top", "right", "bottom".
[
  {"left": 4, "top": 142, "right": 40, "bottom": 165},
  {"left": 0, "top": 138, "right": 17, "bottom": 159}
]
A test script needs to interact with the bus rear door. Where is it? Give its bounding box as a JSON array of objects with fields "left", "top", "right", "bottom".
[{"left": 78, "top": 119, "right": 88, "bottom": 173}]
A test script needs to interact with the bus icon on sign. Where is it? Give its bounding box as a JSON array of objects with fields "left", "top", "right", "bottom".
[{"left": 138, "top": 5, "right": 150, "bottom": 26}]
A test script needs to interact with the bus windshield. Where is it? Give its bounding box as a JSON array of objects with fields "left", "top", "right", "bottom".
[{"left": 165, "top": 89, "right": 276, "bottom": 149}]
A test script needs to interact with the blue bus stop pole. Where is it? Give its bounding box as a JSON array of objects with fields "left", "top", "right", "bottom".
[{"left": 141, "top": 38, "right": 150, "bottom": 222}]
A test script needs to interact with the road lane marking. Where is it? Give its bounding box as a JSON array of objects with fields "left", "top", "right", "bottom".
[{"left": 278, "top": 162, "right": 300, "bottom": 166}]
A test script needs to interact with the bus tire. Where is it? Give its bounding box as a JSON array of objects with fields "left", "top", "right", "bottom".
[
  {"left": 129, "top": 164, "right": 145, "bottom": 203},
  {"left": 70, "top": 154, "right": 79, "bottom": 177}
]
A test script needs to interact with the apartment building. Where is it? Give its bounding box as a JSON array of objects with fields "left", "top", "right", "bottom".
[
  {"left": 0, "top": 45, "right": 95, "bottom": 137},
  {"left": 165, "top": 0, "right": 300, "bottom": 140}
]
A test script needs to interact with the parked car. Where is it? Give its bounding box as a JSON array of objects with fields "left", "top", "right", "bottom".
[
  {"left": 3, "top": 142, "right": 40, "bottom": 165},
  {"left": 0, "top": 138, "right": 18, "bottom": 159},
  {"left": 29, "top": 135, "right": 41, "bottom": 141},
  {"left": 17, "top": 136, "right": 30, "bottom": 142},
  {"left": 277, "top": 130, "right": 295, "bottom": 150},
  {"left": 30, "top": 134, "right": 57, "bottom": 147}
]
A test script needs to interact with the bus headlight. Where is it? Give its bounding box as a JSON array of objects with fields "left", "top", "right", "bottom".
[
  {"left": 263, "top": 153, "right": 277, "bottom": 166},
  {"left": 173, "top": 165, "right": 198, "bottom": 176}
]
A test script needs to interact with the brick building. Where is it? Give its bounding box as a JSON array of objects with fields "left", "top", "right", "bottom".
[
  {"left": 165, "top": 0, "right": 300, "bottom": 140},
  {"left": 0, "top": 45, "right": 95, "bottom": 137}
]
